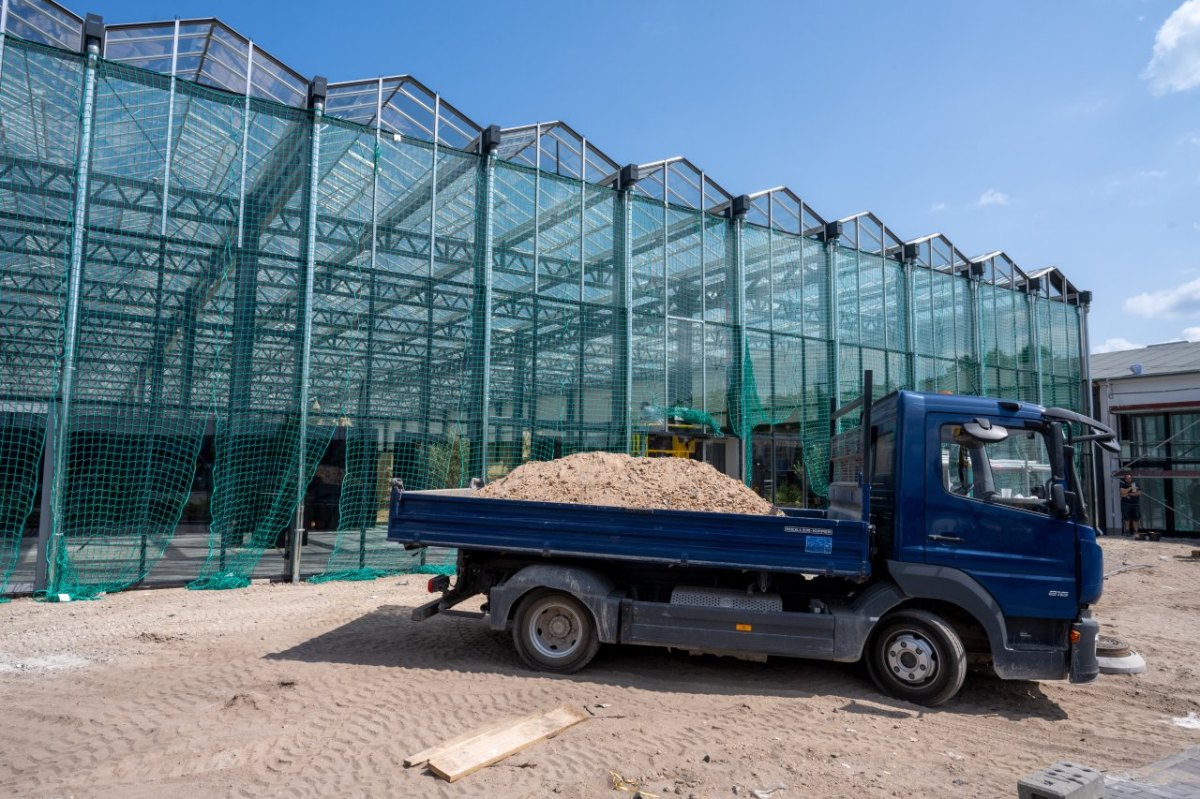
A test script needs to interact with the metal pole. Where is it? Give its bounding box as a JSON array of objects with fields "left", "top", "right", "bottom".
[
  {"left": 163, "top": 24, "right": 180, "bottom": 232},
  {"left": 138, "top": 24, "right": 180, "bottom": 583},
  {"left": 48, "top": 39, "right": 100, "bottom": 594},
  {"left": 576, "top": 139, "right": 587, "bottom": 451},
  {"left": 419, "top": 96, "right": 439, "bottom": 457},
  {"left": 733, "top": 214, "right": 748, "bottom": 485},
  {"left": 219, "top": 42, "right": 254, "bottom": 574},
  {"left": 903, "top": 259, "right": 916, "bottom": 389},
  {"left": 1080, "top": 298, "right": 1093, "bottom": 417},
  {"left": 33, "top": 401, "right": 56, "bottom": 593},
  {"left": 1079, "top": 294, "right": 1096, "bottom": 512},
  {"left": 289, "top": 96, "right": 323, "bottom": 584},
  {"left": 532, "top": 123, "right": 540, "bottom": 452},
  {"left": 481, "top": 153, "right": 495, "bottom": 478},
  {"left": 969, "top": 272, "right": 983, "bottom": 395},
  {"left": 825, "top": 239, "right": 840, "bottom": 413},
  {"left": 699, "top": 173, "right": 707, "bottom": 424},
  {"left": 469, "top": 142, "right": 497, "bottom": 481},
  {"left": 358, "top": 78, "right": 382, "bottom": 571},
  {"left": 767, "top": 197, "right": 777, "bottom": 501},
  {"left": 1030, "top": 292, "right": 1044, "bottom": 405},
  {"left": 621, "top": 185, "right": 633, "bottom": 453},
  {"left": 661, "top": 168, "right": 669, "bottom": 416},
  {"left": 236, "top": 44, "right": 252, "bottom": 250}
]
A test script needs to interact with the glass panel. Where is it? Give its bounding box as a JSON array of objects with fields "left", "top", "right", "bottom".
[
  {"left": 1170, "top": 413, "right": 1200, "bottom": 462},
  {"left": 1127, "top": 414, "right": 1167, "bottom": 462},
  {"left": 666, "top": 206, "right": 703, "bottom": 320},
  {"left": 1134, "top": 477, "right": 1167, "bottom": 531},
  {"left": 1167, "top": 477, "right": 1200, "bottom": 533},
  {"left": 940, "top": 424, "right": 1053, "bottom": 515},
  {"left": 6, "top": 0, "right": 82, "bottom": 51}
]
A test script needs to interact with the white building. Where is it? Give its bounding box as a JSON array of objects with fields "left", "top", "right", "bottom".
[{"left": 1091, "top": 341, "right": 1200, "bottom": 536}]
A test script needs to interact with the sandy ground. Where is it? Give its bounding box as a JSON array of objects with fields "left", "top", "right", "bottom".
[{"left": 1, "top": 536, "right": 1198, "bottom": 799}]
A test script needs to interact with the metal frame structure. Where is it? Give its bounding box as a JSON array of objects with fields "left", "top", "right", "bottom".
[{"left": 0, "top": 0, "right": 1091, "bottom": 598}]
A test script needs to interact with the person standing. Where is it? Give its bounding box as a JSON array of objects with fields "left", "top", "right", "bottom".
[{"left": 1119, "top": 472, "right": 1143, "bottom": 538}]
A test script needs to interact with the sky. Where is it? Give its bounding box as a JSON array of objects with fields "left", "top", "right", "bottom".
[{"left": 87, "top": 0, "right": 1200, "bottom": 355}]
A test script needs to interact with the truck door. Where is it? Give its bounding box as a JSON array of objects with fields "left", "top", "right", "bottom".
[{"left": 923, "top": 415, "right": 1078, "bottom": 620}]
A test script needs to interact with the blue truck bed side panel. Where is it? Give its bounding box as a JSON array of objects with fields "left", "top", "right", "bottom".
[{"left": 387, "top": 492, "right": 873, "bottom": 580}]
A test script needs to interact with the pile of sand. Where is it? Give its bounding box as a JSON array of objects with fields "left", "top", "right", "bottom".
[{"left": 476, "top": 452, "right": 780, "bottom": 515}]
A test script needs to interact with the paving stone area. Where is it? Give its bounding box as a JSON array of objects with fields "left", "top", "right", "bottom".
[{"left": 1106, "top": 747, "right": 1200, "bottom": 798}]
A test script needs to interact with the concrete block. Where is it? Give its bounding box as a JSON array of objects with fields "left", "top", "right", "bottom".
[{"left": 1018, "top": 761, "right": 1105, "bottom": 799}]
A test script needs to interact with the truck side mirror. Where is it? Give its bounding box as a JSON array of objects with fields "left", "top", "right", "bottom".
[
  {"left": 957, "top": 418, "right": 1008, "bottom": 444},
  {"left": 1050, "top": 483, "right": 1070, "bottom": 518}
]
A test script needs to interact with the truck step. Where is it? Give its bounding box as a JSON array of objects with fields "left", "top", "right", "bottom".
[
  {"left": 411, "top": 601, "right": 487, "bottom": 623},
  {"left": 440, "top": 609, "right": 486, "bottom": 620},
  {"left": 621, "top": 599, "right": 835, "bottom": 660}
]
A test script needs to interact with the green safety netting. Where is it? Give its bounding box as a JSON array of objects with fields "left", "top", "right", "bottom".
[
  {"left": 45, "top": 60, "right": 214, "bottom": 599},
  {"left": 0, "top": 30, "right": 1090, "bottom": 600},
  {"left": 642, "top": 404, "right": 722, "bottom": 432},
  {"left": 0, "top": 40, "right": 76, "bottom": 597}
]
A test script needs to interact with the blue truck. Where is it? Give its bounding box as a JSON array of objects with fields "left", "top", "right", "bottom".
[{"left": 387, "top": 374, "right": 1117, "bottom": 706}]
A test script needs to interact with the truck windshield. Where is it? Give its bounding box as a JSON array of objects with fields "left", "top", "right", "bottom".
[{"left": 940, "top": 424, "right": 1054, "bottom": 516}]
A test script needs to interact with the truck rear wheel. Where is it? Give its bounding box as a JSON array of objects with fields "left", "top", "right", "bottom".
[
  {"left": 866, "top": 609, "right": 966, "bottom": 706},
  {"left": 512, "top": 589, "right": 600, "bottom": 674}
]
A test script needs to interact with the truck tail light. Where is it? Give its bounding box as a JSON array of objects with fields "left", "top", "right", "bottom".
[
  {"left": 1069, "top": 630, "right": 1081, "bottom": 645},
  {"left": 427, "top": 574, "right": 450, "bottom": 593}
]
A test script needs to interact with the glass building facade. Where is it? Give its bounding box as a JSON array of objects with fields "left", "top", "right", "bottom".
[{"left": 0, "top": 1, "right": 1090, "bottom": 597}]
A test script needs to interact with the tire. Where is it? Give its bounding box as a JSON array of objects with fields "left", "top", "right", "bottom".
[
  {"left": 512, "top": 589, "right": 600, "bottom": 674},
  {"left": 865, "top": 609, "right": 967, "bottom": 707}
]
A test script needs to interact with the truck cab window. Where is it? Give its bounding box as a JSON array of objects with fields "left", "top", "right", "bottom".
[{"left": 940, "top": 424, "right": 1053, "bottom": 516}]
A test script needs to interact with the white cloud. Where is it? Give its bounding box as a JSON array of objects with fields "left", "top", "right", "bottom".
[
  {"left": 1138, "top": 169, "right": 1168, "bottom": 178},
  {"left": 1092, "top": 337, "right": 1143, "bottom": 354},
  {"left": 1143, "top": 0, "right": 1200, "bottom": 95},
  {"left": 1125, "top": 275, "right": 1200, "bottom": 317},
  {"left": 930, "top": 202, "right": 947, "bottom": 213},
  {"left": 1185, "top": 326, "right": 1200, "bottom": 341},
  {"left": 977, "top": 188, "right": 1009, "bottom": 207}
]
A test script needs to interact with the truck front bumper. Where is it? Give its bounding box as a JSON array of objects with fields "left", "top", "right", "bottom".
[{"left": 1068, "top": 611, "right": 1100, "bottom": 684}]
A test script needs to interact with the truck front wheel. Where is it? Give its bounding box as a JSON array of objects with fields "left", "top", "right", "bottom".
[
  {"left": 512, "top": 590, "right": 600, "bottom": 674},
  {"left": 866, "top": 609, "right": 966, "bottom": 706}
]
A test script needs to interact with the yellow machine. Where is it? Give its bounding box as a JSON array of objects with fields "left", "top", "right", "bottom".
[{"left": 644, "top": 434, "right": 699, "bottom": 458}]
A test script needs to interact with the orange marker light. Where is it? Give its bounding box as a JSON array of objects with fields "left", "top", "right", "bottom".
[
  {"left": 736, "top": 623, "right": 752, "bottom": 632},
  {"left": 1069, "top": 630, "right": 1081, "bottom": 645}
]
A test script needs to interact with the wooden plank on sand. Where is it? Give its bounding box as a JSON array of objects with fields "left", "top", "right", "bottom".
[
  {"left": 404, "top": 709, "right": 548, "bottom": 768},
  {"left": 426, "top": 704, "right": 588, "bottom": 782}
]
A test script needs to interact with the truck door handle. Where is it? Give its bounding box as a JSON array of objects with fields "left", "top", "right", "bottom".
[{"left": 927, "top": 534, "right": 963, "bottom": 544}]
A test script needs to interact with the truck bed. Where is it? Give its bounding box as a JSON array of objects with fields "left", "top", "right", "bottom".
[{"left": 387, "top": 488, "right": 873, "bottom": 580}]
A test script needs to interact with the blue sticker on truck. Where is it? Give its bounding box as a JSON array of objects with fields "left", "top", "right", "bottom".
[{"left": 805, "top": 535, "right": 833, "bottom": 555}]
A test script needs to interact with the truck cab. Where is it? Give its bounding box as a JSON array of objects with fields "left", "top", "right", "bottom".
[{"left": 862, "top": 390, "right": 1108, "bottom": 695}]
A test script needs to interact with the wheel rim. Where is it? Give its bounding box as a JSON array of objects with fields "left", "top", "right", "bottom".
[
  {"left": 884, "top": 630, "right": 939, "bottom": 685},
  {"left": 527, "top": 601, "right": 583, "bottom": 660}
]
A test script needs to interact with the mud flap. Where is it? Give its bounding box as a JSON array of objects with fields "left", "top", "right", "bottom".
[{"left": 1069, "top": 612, "right": 1100, "bottom": 684}]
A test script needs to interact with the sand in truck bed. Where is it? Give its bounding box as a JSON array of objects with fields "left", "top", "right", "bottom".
[{"left": 476, "top": 452, "right": 781, "bottom": 516}]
